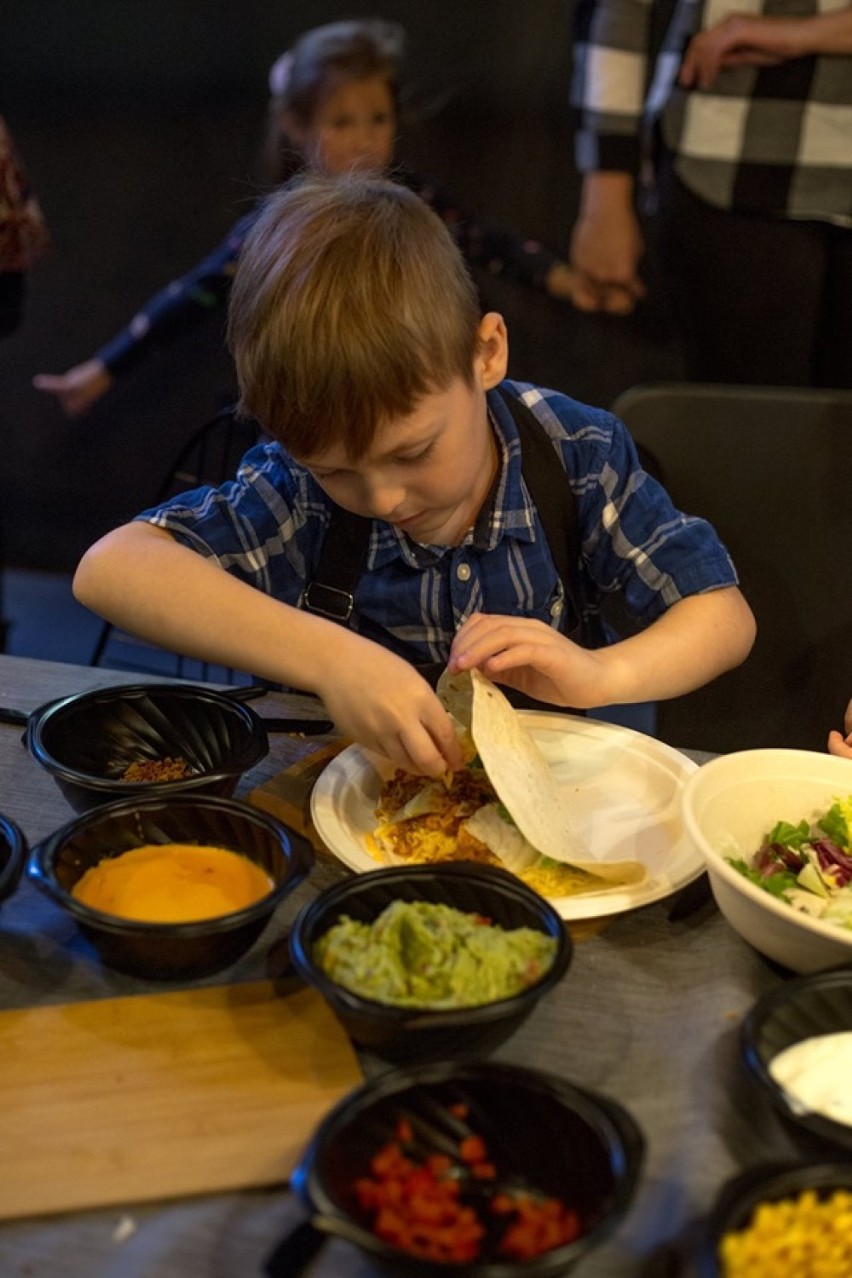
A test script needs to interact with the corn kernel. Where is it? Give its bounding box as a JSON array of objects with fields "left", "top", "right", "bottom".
[{"left": 720, "top": 1188, "right": 852, "bottom": 1278}]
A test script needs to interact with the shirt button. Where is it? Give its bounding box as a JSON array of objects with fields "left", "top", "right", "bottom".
[
  {"left": 456, "top": 563, "right": 471, "bottom": 582},
  {"left": 550, "top": 599, "right": 563, "bottom": 617}
]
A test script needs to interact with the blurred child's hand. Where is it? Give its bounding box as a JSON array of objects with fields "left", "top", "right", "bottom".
[
  {"left": 447, "top": 612, "right": 612, "bottom": 708},
  {"left": 33, "top": 358, "right": 113, "bottom": 417},
  {"left": 828, "top": 698, "right": 852, "bottom": 759},
  {"left": 544, "top": 262, "right": 579, "bottom": 303},
  {"left": 316, "top": 641, "right": 465, "bottom": 778}
]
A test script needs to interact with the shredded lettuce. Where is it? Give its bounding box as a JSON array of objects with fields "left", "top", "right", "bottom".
[
  {"left": 818, "top": 799, "right": 851, "bottom": 852},
  {"left": 763, "top": 818, "right": 810, "bottom": 850},
  {"left": 728, "top": 858, "right": 798, "bottom": 899},
  {"left": 728, "top": 795, "right": 852, "bottom": 928}
]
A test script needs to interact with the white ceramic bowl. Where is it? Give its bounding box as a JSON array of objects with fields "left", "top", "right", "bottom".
[{"left": 681, "top": 749, "right": 852, "bottom": 973}]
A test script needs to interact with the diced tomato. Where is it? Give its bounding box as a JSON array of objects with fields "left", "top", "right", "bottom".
[
  {"left": 459, "top": 1134, "right": 487, "bottom": 1164},
  {"left": 354, "top": 1116, "right": 582, "bottom": 1263}
]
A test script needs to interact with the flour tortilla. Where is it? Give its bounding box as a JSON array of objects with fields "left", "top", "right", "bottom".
[{"left": 437, "top": 669, "right": 646, "bottom": 887}]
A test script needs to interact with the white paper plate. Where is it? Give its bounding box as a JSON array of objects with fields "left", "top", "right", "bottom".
[{"left": 310, "top": 711, "right": 702, "bottom": 920}]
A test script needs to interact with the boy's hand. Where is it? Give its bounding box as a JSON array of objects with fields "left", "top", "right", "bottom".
[
  {"left": 450, "top": 593, "right": 754, "bottom": 709},
  {"left": 316, "top": 646, "right": 464, "bottom": 778},
  {"left": 828, "top": 698, "right": 852, "bottom": 759},
  {"left": 447, "top": 613, "right": 610, "bottom": 708}
]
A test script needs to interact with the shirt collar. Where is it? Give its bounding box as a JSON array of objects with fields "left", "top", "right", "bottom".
[{"left": 473, "top": 386, "right": 538, "bottom": 552}]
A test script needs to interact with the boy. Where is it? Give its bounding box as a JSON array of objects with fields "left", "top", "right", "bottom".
[{"left": 73, "top": 176, "right": 755, "bottom": 778}]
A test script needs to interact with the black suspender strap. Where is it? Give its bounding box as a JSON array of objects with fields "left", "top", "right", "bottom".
[
  {"left": 496, "top": 387, "right": 588, "bottom": 643},
  {"left": 301, "top": 384, "right": 589, "bottom": 644},
  {"left": 300, "top": 506, "right": 372, "bottom": 621}
]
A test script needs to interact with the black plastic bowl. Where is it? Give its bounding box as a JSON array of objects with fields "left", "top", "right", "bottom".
[
  {"left": 27, "top": 793, "right": 312, "bottom": 979},
  {"left": 696, "top": 1161, "right": 852, "bottom": 1277},
  {"left": 288, "top": 862, "right": 572, "bottom": 1062},
  {"left": 288, "top": 1060, "right": 644, "bottom": 1278},
  {"left": 0, "top": 810, "right": 27, "bottom": 905},
  {"left": 740, "top": 967, "right": 852, "bottom": 1154},
  {"left": 25, "top": 682, "right": 269, "bottom": 812}
]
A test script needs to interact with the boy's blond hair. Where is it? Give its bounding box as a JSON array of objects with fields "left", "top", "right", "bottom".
[{"left": 227, "top": 175, "right": 482, "bottom": 460}]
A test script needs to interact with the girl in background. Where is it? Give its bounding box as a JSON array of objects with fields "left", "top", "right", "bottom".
[{"left": 34, "top": 18, "right": 576, "bottom": 418}]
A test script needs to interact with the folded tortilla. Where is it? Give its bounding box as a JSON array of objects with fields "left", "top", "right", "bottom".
[{"left": 366, "top": 670, "right": 646, "bottom": 898}]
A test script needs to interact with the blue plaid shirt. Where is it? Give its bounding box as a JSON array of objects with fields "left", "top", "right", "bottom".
[{"left": 139, "top": 380, "right": 738, "bottom": 664}]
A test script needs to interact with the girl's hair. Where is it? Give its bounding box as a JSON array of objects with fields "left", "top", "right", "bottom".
[
  {"left": 262, "top": 19, "right": 405, "bottom": 186},
  {"left": 227, "top": 175, "right": 482, "bottom": 460}
]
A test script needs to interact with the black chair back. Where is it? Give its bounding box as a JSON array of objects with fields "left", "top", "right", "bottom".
[{"left": 611, "top": 382, "right": 852, "bottom": 753}]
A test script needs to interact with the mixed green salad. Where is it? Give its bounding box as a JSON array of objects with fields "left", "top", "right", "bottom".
[{"left": 729, "top": 794, "right": 852, "bottom": 929}]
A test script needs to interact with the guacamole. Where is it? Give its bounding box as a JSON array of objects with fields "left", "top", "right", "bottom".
[{"left": 313, "top": 899, "right": 557, "bottom": 1009}]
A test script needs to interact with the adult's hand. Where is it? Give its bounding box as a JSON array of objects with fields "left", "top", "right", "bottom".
[
  {"left": 680, "top": 7, "right": 852, "bottom": 89},
  {"left": 569, "top": 172, "right": 646, "bottom": 315}
]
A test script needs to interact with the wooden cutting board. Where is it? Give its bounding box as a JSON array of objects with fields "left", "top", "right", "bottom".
[
  {"left": 248, "top": 742, "right": 348, "bottom": 849},
  {"left": 0, "top": 980, "right": 362, "bottom": 1221}
]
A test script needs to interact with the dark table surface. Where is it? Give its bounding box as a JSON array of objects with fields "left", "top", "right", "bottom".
[{"left": 0, "top": 655, "right": 808, "bottom": 1278}]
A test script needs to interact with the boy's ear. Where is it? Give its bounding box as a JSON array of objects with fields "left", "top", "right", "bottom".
[{"left": 474, "top": 312, "right": 509, "bottom": 390}]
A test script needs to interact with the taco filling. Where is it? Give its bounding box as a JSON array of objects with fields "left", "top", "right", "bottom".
[{"left": 364, "top": 670, "right": 646, "bottom": 900}]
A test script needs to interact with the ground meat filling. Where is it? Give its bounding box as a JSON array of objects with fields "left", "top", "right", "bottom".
[
  {"left": 120, "top": 756, "right": 193, "bottom": 782},
  {"left": 371, "top": 767, "right": 501, "bottom": 865}
]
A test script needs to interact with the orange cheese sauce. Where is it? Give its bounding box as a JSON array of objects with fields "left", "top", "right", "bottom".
[{"left": 71, "top": 843, "right": 274, "bottom": 923}]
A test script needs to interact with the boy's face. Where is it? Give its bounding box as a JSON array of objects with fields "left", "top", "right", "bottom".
[
  {"left": 287, "top": 74, "right": 395, "bottom": 177},
  {"left": 296, "top": 315, "right": 509, "bottom": 547}
]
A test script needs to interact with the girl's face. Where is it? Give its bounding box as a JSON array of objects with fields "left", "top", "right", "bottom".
[{"left": 287, "top": 74, "right": 396, "bottom": 177}]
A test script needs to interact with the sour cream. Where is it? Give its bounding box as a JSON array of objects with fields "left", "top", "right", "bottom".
[{"left": 769, "top": 1032, "right": 852, "bottom": 1126}]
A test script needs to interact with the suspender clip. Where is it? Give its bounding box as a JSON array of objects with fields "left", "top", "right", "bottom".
[{"left": 301, "top": 582, "right": 355, "bottom": 622}]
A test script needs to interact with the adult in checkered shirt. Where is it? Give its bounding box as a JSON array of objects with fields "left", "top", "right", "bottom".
[{"left": 569, "top": 2, "right": 852, "bottom": 387}]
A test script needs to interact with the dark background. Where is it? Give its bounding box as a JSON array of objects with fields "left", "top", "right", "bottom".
[{"left": 0, "top": 0, "right": 681, "bottom": 573}]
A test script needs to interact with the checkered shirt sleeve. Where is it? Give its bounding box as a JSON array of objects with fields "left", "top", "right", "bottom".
[{"left": 572, "top": 0, "right": 852, "bottom": 224}]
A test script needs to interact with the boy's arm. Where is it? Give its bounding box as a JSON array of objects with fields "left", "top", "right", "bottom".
[
  {"left": 448, "top": 587, "right": 755, "bottom": 709},
  {"left": 73, "top": 522, "right": 463, "bottom": 777},
  {"left": 580, "top": 587, "right": 755, "bottom": 703}
]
